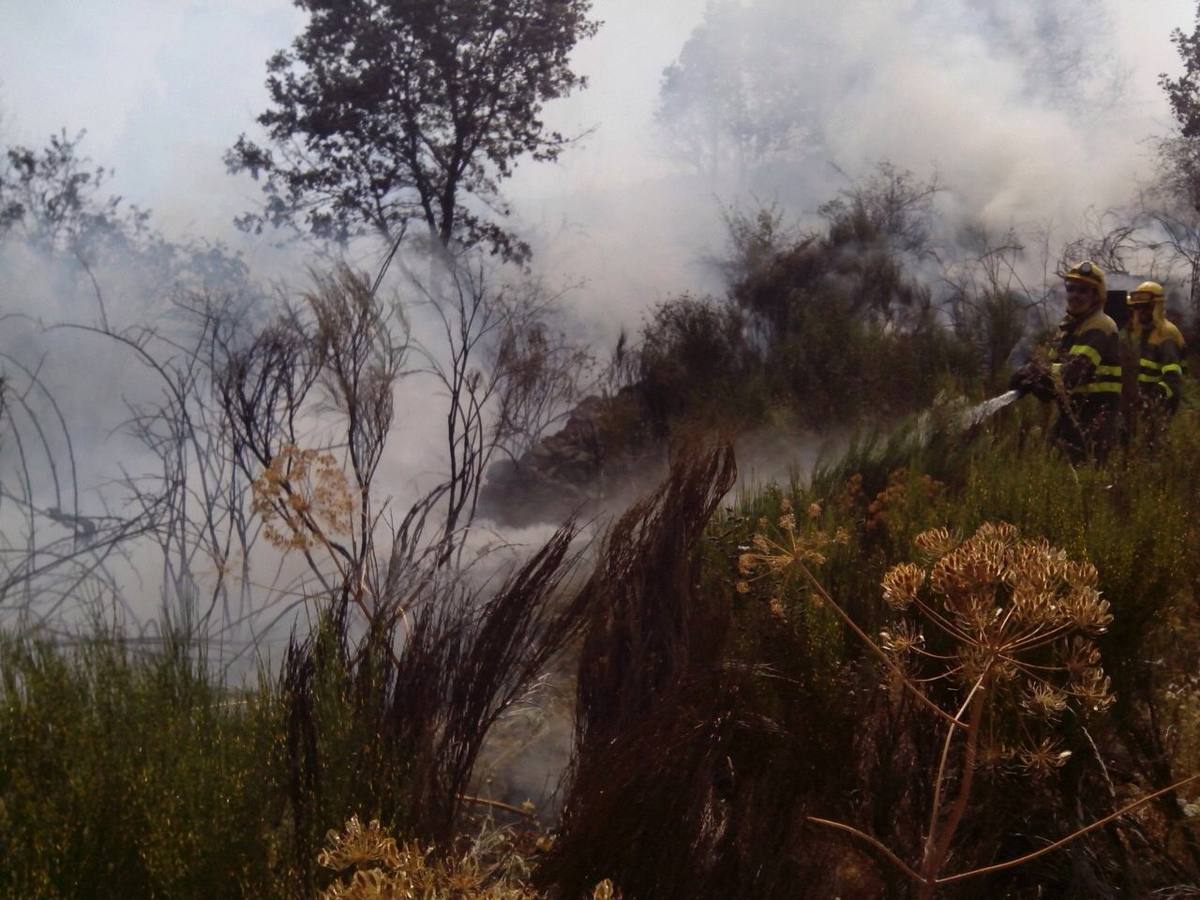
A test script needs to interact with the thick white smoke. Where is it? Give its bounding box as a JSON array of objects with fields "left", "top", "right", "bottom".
[
  {"left": 512, "top": 0, "right": 1198, "bottom": 334},
  {"left": 1, "top": 0, "right": 1198, "bottom": 636}
]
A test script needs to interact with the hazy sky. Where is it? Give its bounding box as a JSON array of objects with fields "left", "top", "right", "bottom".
[
  {"left": 2, "top": 0, "right": 1200, "bottom": 325},
  {"left": 0, "top": 0, "right": 707, "bottom": 233}
]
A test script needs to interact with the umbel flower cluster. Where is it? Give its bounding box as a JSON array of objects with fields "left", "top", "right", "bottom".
[
  {"left": 736, "top": 499, "right": 848, "bottom": 594},
  {"left": 880, "top": 522, "right": 1115, "bottom": 775},
  {"left": 736, "top": 512, "right": 1114, "bottom": 778},
  {"left": 251, "top": 443, "right": 355, "bottom": 551}
]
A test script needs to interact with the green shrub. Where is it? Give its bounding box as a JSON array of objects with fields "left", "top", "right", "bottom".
[{"left": 0, "top": 632, "right": 283, "bottom": 898}]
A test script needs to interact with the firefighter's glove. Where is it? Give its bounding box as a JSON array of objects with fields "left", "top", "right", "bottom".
[{"left": 1009, "top": 364, "right": 1053, "bottom": 400}]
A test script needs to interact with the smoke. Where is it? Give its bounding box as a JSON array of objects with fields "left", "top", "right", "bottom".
[
  {"left": 512, "top": 0, "right": 1198, "bottom": 335},
  {"left": 1, "top": 0, "right": 1198, "bottom": 638},
  {"left": 5, "top": 0, "right": 1196, "bottom": 331}
]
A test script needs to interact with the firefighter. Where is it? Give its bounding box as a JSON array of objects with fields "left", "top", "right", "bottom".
[
  {"left": 1009, "top": 261, "right": 1122, "bottom": 464},
  {"left": 1126, "top": 280, "right": 1185, "bottom": 440}
]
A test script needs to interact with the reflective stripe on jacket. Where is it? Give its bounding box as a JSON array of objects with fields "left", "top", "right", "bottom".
[
  {"left": 1052, "top": 309, "right": 1122, "bottom": 398},
  {"left": 1137, "top": 321, "right": 1185, "bottom": 401},
  {"left": 1048, "top": 308, "right": 1121, "bottom": 463}
]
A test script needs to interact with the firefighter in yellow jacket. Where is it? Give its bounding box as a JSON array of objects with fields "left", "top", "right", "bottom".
[
  {"left": 1009, "top": 261, "right": 1122, "bottom": 464},
  {"left": 1126, "top": 281, "right": 1185, "bottom": 440}
]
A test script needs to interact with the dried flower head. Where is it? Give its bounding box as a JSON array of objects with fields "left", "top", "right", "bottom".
[
  {"left": 252, "top": 444, "right": 355, "bottom": 551},
  {"left": 881, "top": 562, "right": 924, "bottom": 611},
  {"left": 317, "top": 816, "right": 544, "bottom": 899},
  {"left": 735, "top": 512, "right": 846, "bottom": 593},
  {"left": 318, "top": 816, "right": 402, "bottom": 871},
  {"left": 1019, "top": 738, "right": 1072, "bottom": 777},
  {"left": 880, "top": 620, "right": 925, "bottom": 656},
  {"left": 972, "top": 521, "right": 1019, "bottom": 546},
  {"left": 914, "top": 526, "right": 960, "bottom": 559},
  {"left": 876, "top": 522, "right": 1115, "bottom": 769},
  {"left": 1022, "top": 682, "right": 1069, "bottom": 720},
  {"left": 977, "top": 741, "right": 1016, "bottom": 772}
]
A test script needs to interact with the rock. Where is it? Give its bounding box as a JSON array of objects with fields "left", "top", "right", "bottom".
[{"left": 478, "top": 388, "right": 660, "bottom": 527}]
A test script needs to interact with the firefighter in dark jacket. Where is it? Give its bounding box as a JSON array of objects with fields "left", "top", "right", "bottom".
[
  {"left": 1009, "top": 261, "right": 1122, "bottom": 464},
  {"left": 1126, "top": 281, "right": 1185, "bottom": 443}
]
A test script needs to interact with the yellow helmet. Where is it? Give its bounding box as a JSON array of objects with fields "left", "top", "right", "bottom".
[
  {"left": 1063, "top": 260, "right": 1106, "bottom": 300},
  {"left": 1127, "top": 281, "right": 1165, "bottom": 306}
]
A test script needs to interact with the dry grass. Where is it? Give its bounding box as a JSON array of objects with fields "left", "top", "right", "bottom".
[
  {"left": 316, "top": 815, "right": 615, "bottom": 900},
  {"left": 277, "top": 520, "right": 592, "bottom": 890}
]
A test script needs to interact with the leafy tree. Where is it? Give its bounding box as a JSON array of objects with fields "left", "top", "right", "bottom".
[
  {"left": 0, "top": 129, "right": 146, "bottom": 256},
  {"left": 0, "top": 129, "right": 248, "bottom": 320},
  {"left": 1162, "top": 6, "right": 1200, "bottom": 144},
  {"left": 656, "top": 0, "right": 1119, "bottom": 182},
  {"left": 655, "top": 2, "right": 818, "bottom": 179},
  {"left": 226, "top": 0, "right": 600, "bottom": 262},
  {"left": 1155, "top": 4, "right": 1200, "bottom": 314}
]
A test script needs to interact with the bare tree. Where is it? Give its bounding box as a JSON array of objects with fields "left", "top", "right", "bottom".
[
  {"left": 0, "top": 353, "right": 158, "bottom": 634},
  {"left": 1138, "top": 159, "right": 1200, "bottom": 319},
  {"left": 1060, "top": 208, "right": 1142, "bottom": 277},
  {"left": 941, "top": 225, "right": 1037, "bottom": 381},
  {"left": 481, "top": 282, "right": 593, "bottom": 465},
  {"left": 54, "top": 293, "right": 272, "bottom": 650}
]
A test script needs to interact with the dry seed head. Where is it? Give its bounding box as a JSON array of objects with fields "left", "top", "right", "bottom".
[
  {"left": 316, "top": 817, "right": 543, "bottom": 899},
  {"left": 973, "top": 521, "right": 1019, "bottom": 546},
  {"left": 1062, "top": 636, "right": 1103, "bottom": 679},
  {"left": 1019, "top": 738, "right": 1072, "bottom": 777},
  {"left": 950, "top": 643, "right": 1018, "bottom": 686},
  {"left": 1064, "top": 559, "right": 1099, "bottom": 590},
  {"left": 956, "top": 645, "right": 995, "bottom": 685},
  {"left": 1010, "top": 545, "right": 1064, "bottom": 594},
  {"left": 914, "top": 526, "right": 960, "bottom": 558},
  {"left": 880, "top": 620, "right": 924, "bottom": 656},
  {"left": 954, "top": 591, "right": 1001, "bottom": 635},
  {"left": 318, "top": 815, "right": 402, "bottom": 871},
  {"left": 1022, "top": 682, "right": 1069, "bottom": 720},
  {"left": 1074, "top": 667, "right": 1115, "bottom": 711},
  {"left": 881, "top": 562, "right": 924, "bottom": 611},
  {"left": 738, "top": 520, "right": 844, "bottom": 587},
  {"left": 251, "top": 443, "right": 355, "bottom": 551},
  {"left": 929, "top": 541, "right": 1006, "bottom": 601},
  {"left": 1064, "top": 586, "right": 1112, "bottom": 632},
  {"left": 953, "top": 539, "right": 1009, "bottom": 588},
  {"left": 320, "top": 866, "right": 392, "bottom": 899},
  {"left": 880, "top": 522, "right": 1115, "bottom": 758},
  {"left": 1010, "top": 581, "right": 1055, "bottom": 624}
]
